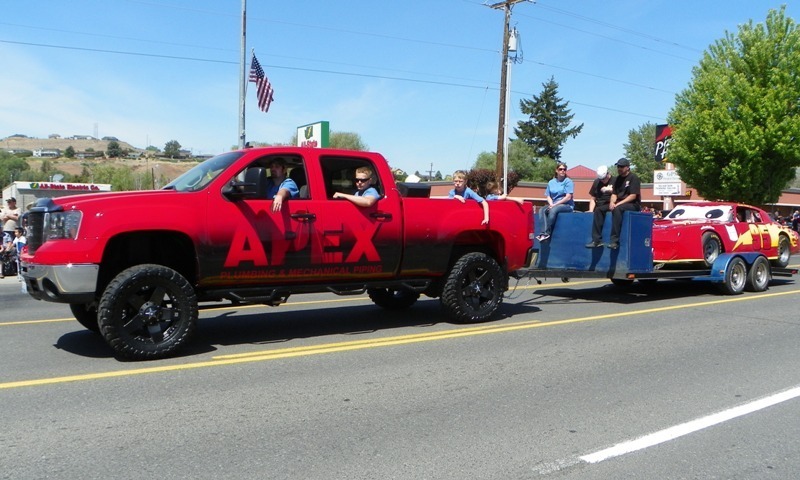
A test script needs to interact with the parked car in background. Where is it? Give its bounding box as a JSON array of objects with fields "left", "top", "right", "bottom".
[{"left": 652, "top": 202, "right": 800, "bottom": 268}]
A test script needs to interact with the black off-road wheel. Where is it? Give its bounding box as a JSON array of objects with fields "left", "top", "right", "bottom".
[
  {"left": 702, "top": 232, "right": 722, "bottom": 267},
  {"left": 441, "top": 252, "right": 505, "bottom": 323},
  {"left": 70, "top": 303, "right": 100, "bottom": 333},
  {"left": 773, "top": 235, "right": 791, "bottom": 268},
  {"left": 745, "top": 256, "right": 770, "bottom": 292},
  {"left": 367, "top": 288, "right": 420, "bottom": 310},
  {"left": 98, "top": 264, "right": 197, "bottom": 360},
  {"left": 717, "top": 257, "right": 747, "bottom": 295}
]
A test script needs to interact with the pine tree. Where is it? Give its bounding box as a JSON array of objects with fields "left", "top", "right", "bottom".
[{"left": 514, "top": 76, "right": 583, "bottom": 161}]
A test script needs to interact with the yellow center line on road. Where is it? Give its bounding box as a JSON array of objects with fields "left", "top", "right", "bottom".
[
  {"left": 2, "top": 288, "right": 799, "bottom": 391},
  {"left": 0, "top": 279, "right": 604, "bottom": 327}
]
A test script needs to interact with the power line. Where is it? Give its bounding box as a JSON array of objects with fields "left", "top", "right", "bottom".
[
  {"left": 533, "top": 2, "right": 702, "bottom": 53},
  {"left": 0, "top": 38, "right": 667, "bottom": 121}
]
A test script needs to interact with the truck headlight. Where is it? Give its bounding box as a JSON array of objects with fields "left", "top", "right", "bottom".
[{"left": 44, "top": 210, "right": 82, "bottom": 240}]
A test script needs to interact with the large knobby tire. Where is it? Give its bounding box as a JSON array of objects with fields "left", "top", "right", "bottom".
[
  {"left": 98, "top": 264, "right": 197, "bottom": 360},
  {"left": 773, "top": 235, "right": 791, "bottom": 268},
  {"left": 745, "top": 256, "right": 770, "bottom": 292},
  {"left": 441, "top": 252, "right": 505, "bottom": 323},
  {"left": 70, "top": 303, "right": 100, "bottom": 333},
  {"left": 717, "top": 257, "right": 747, "bottom": 295},
  {"left": 367, "top": 288, "right": 420, "bottom": 310},
  {"left": 702, "top": 232, "right": 722, "bottom": 267}
]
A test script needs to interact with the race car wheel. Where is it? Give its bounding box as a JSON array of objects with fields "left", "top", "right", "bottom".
[
  {"left": 702, "top": 232, "right": 722, "bottom": 267},
  {"left": 745, "top": 256, "right": 770, "bottom": 292},
  {"left": 99, "top": 264, "right": 197, "bottom": 360},
  {"left": 717, "top": 257, "right": 746, "bottom": 295},
  {"left": 70, "top": 303, "right": 100, "bottom": 333},
  {"left": 367, "top": 288, "right": 420, "bottom": 310},
  {"left": 773, "top": 235, "right": 791, "bottom": 268},
  {"left": 441, "top": 252, "right": 505, "bottom": 323}
]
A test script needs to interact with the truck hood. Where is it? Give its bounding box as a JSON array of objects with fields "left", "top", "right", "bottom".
[{"left": 50, "top": 189, "right": 180, "bottom": 210}]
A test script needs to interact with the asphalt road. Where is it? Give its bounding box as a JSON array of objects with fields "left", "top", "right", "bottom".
[{"left": 2, "top": 265, "right": 800, "bottom": 479}]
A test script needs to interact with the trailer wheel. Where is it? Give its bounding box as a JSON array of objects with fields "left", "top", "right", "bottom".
[
  {"left": 367, "top": 288, "right": 420, "bottom": 310},
  {"left": 441, "top": 252, "right": 505, "bottom": 323},
  {"left": 99, "top": 264, "right": 197, "bottom": 360},
  {"left": 773, "top": 235, "right": 791, "bottom": 268},
  {"left": 702, "top": 232, "right": 722, "bottom": 267},
  {"left": 717, "top": 257, "right": 747, "bottom": 295},
  {"left": 745, "top": 256, "right": 770, "bottom": 292},
  {"left": 70, "top": 303, "right": 100, "bottom": 333}
]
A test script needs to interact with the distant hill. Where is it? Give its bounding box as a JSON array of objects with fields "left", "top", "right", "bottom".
[{"left": 1, "top": 135, "right": 140, "bottom": 153}]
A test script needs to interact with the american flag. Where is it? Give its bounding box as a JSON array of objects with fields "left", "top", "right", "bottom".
[{"left": 249, "top": 53, "right": 274, "bottom": 113}]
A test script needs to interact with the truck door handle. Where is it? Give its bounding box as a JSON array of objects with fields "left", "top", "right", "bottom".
[
  {"left": 370, "top": 212, "right": 392, "bottom": 220},
  {"left": 291, "top": 212, "right": 316, "bottom": 221}
]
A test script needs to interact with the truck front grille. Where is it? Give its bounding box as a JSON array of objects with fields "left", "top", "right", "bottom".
[{"left": 26, "top": 211, "right": 45, "bottom": 255}]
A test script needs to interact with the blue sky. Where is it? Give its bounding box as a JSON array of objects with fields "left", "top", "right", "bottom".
[{"left": 1, "top": 1, "right": 795, "bottom": 176}]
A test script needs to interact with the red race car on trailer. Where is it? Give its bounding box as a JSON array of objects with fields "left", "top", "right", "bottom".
[{"left": 652, "top": 202, "right": 800, "bottom": 268}]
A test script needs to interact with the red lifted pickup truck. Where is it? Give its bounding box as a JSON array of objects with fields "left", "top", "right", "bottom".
[{"left": 21, "top": 147, "right": 533, "bottom": 359}]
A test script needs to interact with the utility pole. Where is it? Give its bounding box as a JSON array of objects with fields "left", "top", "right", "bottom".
[
  {"left": 486, "top": 0, "right": 533, "bottom": 186},
  {"left": 238, "top": 0, "right": 247, "bottom": 149}
]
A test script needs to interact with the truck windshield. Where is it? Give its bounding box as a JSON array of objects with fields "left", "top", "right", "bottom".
[{"left": 163, "top": 151, "right": 244, "bottom": 192}]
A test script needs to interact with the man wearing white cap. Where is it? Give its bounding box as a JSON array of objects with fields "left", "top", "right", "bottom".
[{"left": 585, "top": 165, "right": 614, "bottom": 248}]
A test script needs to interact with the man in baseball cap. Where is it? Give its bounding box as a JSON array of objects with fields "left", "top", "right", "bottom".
[
  {"left": 607, "top": 158, "right": 641, "bottom": 249},
  {"left": 2, "top": 197, "right": 20, "bottom": 248},
  {"left": 585, "top": 165, "right": 614, "bottom": 248}
]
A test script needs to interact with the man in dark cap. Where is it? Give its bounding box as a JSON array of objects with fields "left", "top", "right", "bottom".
[
  {"left": 607, "top": 158, "right": 641, "bottom": 249},
  {"left": 1, "top": 197, "right": 20, "bottom": 246}
]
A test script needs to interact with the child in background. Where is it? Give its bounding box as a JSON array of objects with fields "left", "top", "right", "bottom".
[
  {"left": 449, "top": 170, "right": 489, "bottom": 225},
  {"left": 485, "top": 181, "right": 525, "bottom": 205}
]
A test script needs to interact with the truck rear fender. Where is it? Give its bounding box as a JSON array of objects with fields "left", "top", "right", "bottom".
[{"left": 97, "top": 231, "right": 197, "bottom": 296}]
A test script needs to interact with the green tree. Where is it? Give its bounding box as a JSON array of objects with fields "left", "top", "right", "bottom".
[
  {"left": 106, "top": 140, "right": 122, "bottom": 158},
  {"left": 285, "top": 131, "right": 368, "bottom": 151},
  {"left": 0, "top": 152, "right": 31, "bottom": 188},
  {"left": 164, "top": 140, "right": 181, "bottom": 159},
  {"left": 624, "top": 122, "right": 660, "bottom": 183},
  {"left": 515, "top": 76, "right": 583, "bottom": 161},
  {"left": 330, "top": 132, "right": 368, "bottom": 150},
  {"left": 64, "top": 146, "right": 75, "bottom": 158},
  {"left": 474, "top": 139, "right": 539, "bottom": 180},
  {"left": 668, "top": 7, "right": 800, "bottom": 204}
]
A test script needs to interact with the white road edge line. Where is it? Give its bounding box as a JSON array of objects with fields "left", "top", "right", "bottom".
[{"left": 580, "top": 385, "right": 800, "bottom": 464}]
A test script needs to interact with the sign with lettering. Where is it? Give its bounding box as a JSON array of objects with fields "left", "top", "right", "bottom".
[
  {"left": 653, "top": 183, "right": 683, "bottom": 196},
  {"left": 296, "top": 121, "right": 330, "bottom": 148},
  {"left": 653, "top": 170, "right": 681, "bottom": 183}
]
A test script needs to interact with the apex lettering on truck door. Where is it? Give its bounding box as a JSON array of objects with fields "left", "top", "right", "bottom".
[{"left": 204, "top": 153, "right": 401, "bottom": 285}]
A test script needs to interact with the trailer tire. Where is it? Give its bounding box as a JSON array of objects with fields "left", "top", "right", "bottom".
[
  {"left": 99, "top": 264, "right": 197, "bottom": 360},
  {"left": 441, "top": 252, "right": 505, "bottom": 323},
  {"left": 702, "top": 232, "right": 722, "bottom": 267},
  {"left": 70, "top": 303, "right": 100, "bottom": 333},
  {"left": 745, "top": 256, "right": 770, "bottom": 292},
  {"left": 717, "top": 257, "right": 747, "bottom": 295},
  {"left": 367, "top": 288, "right": 420, "bottom": 310},
  {"left": 773, "top": 235, "right": 791, "bottom": 268}
]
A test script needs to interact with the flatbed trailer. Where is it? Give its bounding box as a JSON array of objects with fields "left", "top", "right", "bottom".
[{"left": 514, "top": 211, "right": 797, "bottom": 294}]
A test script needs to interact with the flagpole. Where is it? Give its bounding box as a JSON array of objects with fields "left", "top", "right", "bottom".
[{"left": 238, "top": 0, "right": 247, "bottom": 149}]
